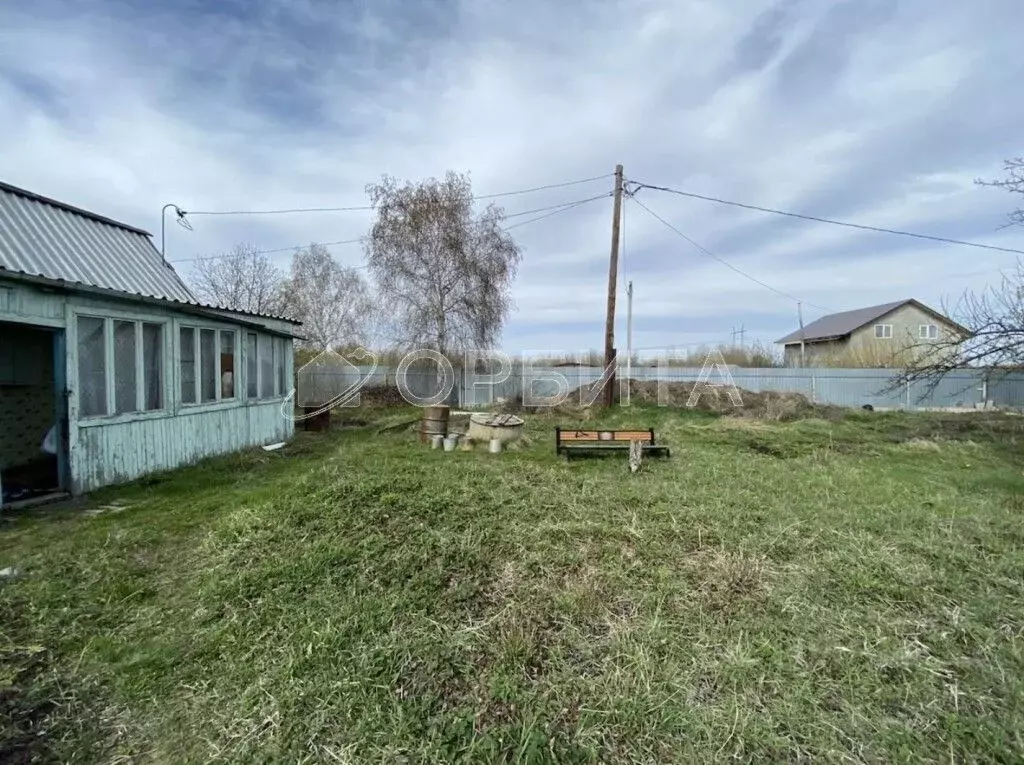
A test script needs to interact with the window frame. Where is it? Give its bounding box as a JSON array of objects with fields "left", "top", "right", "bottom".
[
  {"left": 76, "top": 314, "right": 110, "bottom": 419},
  {"left": 874, "top": 323, "right": 893, "bottom": 340},
  {"left": 178, "top": 322, "right": 242, "bottom": 407},
  {"left": 75, "top": 313, "right": 169, "bottom": 420},
  {"left": 918, "top": 323, "right": 938, "bottom": 340}
]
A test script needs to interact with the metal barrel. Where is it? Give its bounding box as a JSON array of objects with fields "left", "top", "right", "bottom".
[{"left": 420, "top": 405, "right": 450, "bottom": 443}]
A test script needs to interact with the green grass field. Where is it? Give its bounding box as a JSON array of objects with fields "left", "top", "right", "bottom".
[{"left": 2, "top": 407, "right": 1023, "bottom": 763}]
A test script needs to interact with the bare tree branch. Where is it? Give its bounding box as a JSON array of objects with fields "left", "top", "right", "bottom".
[
  {"left": 280, "top": 243, "right": 374, "bottom": 351},
  {"left": 890, "top": 260, "right": 1024, "bottom": 394},
  {"left": 976, "top": 157, "right": 1024, "bottom": 228},
  {"left": 188, "top": 243, "right": 285, "bottom": 315}
]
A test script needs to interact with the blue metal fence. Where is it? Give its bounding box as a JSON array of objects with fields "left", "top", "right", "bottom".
[{"left": 302, "top": 364, "right": 1024, "bottom": 410}]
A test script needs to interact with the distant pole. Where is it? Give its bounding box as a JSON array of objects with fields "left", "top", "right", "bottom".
[
  {"left": 626, "top": 280, "right": 634, "bottom": 384},
  {"left": 604, "top": 164, "right": 624, "bottom": 407},
  {"left": 797, "top": 302, "right": 806, "bottom": 367}
]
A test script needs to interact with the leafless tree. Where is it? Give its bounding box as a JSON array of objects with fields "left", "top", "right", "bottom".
[
  {"left": 363, "top": 171, "right": 522, "bottom": 358},
  {"left": 281, "top": 243, "right": 373, "bottom": 350},
  {"left": 977, "top": 157, "right": 1024, "bottom": 228},
  {"left": 881, "top": 161, "right": 1024, "bottom": 395},
  {"left": 889, "top": 160, "right": 1024, "bottom": 390},
  {"left": 896, "top": 262, "right": 1024, "bottom": 382},
  {"left": 188, "top": 243, "right": 285, "bottom": 315}
]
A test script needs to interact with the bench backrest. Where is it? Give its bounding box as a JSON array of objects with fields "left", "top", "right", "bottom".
[{"left": 555, "top": 428, "right": 656, "bottom": 446}]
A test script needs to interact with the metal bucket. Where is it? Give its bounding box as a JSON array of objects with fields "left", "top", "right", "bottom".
[
  {"left": 443, "top": 434, "right": 459, "bottom": 452},
  {"left": 489, "top": 438, "right": 503, "bottom": 454},
  {"left": 430, "top": 434, "right": 444, "bottom": 449},
  {"left": 420, "top": 405, "right": 450, "bottom": 443}
]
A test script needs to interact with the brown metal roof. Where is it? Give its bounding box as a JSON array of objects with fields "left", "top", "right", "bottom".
[{"left": 775, "top": 299, "right": 963, "bottom": 345}]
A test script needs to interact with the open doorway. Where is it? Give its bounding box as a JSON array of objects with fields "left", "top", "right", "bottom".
[{"left": 0, "top": 321, "right": 67, "bottom": 507}]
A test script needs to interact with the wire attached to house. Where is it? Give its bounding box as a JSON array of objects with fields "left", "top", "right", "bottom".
[
  {"left": 183, "top": 173, "right": 613, "bottom": 217},
  {"left": 628, "top": 181, "right": 1024, "bottom": 257},
  {"left": 630, "top": 195, "right": 834, "bottom": 313},
  {"left": 169, "top": 192, "right": 612, "bottom": 263},
  {"left": 168, "top": 238, "right": 365, "bottom": 264}
]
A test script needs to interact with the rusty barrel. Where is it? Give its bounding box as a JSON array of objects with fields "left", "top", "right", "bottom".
[{"left": 420, "top": 405, "right": 450, "bottom": 443}]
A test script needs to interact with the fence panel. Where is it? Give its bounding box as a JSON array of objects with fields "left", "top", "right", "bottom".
[{"left": 296, "top": 362, "right": 1024, "bottom": 411}]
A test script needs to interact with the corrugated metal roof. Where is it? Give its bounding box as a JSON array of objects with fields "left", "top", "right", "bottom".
[
  {"left": 776, "top": 300, "right": 911, "bottom": 344},
  {"left": 0, "top": 180, "right": 195, "bottom": 303}
]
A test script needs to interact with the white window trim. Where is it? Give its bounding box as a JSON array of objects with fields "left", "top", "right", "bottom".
[
  {"left": 178, "top": 322, "right": 241, "bottom": 408},
  {"left": 919, "top": 323, "right": 938, "bottom": 339},
  {"left": 874, "top": 323, "right": 893, "bottom": 339},
  {"left": 76, "top": 313, "right": 170, "bottom": 420}
]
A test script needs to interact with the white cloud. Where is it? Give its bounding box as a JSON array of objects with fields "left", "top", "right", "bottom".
[{"left": 0, "top": 0, "right": 1021, "bottom": 354}]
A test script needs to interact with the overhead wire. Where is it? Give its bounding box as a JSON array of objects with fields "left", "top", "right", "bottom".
[
  {"left": 183, "top": 173, "right": 612, "bottom": 217},
  {"left": 629, "top": 195, "right": 833, "bottom": 313},
  {"left": 501, "top": 192, "right": 606, "bottom": 229},
  {"left": 170, "top": 192, "right": 611, "bottom": 263},
  {"left": 168, "top": 238, "right": 364, "bottom": 264},
  {"left": 629, "top": 181, "right": 1024, "bottom": 257}
]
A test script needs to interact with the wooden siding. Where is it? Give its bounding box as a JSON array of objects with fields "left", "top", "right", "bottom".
[
  {"left": 0, "top": 278, "right": 65, "bottom": 326},
  {"left": 72, "top": 401, "right": 293, "bottom": 492},
  {"left": 1, "top": 278, "right": 297, "bottom": 494}
]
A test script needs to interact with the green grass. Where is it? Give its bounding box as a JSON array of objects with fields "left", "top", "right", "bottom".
[{"left": 2, "top": 407, "right": 1024, "bottom": 763}]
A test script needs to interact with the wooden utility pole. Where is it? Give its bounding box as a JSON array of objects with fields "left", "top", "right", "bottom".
[{"left": 604, "top": 164, "right": 624, "bottom": 407}]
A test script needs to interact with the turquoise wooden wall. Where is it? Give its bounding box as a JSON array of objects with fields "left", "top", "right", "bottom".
[{"left": 0, "top": 278, "right": 296, "bottom": 494}]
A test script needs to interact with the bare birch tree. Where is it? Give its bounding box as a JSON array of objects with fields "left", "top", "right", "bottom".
[
  {"left": 363, "top": 172, "right": 522, "bottom": 357},
  {"left": 281, "top": 243, "right": 373, "bottom": 350},
  {"left": 189, "top": 243, "right": 285, "bottom": 315}
]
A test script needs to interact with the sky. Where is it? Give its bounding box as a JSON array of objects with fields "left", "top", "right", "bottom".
[{"left": 1, "top": 0, "right": 1022, "bottom": 355}]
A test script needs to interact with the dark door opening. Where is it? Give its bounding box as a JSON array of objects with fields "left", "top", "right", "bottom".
[{"left": 0, "top": 321, "right": 67, "bottom": 506}]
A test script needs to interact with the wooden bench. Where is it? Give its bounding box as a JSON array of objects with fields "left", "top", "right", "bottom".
[{"left": 555, "top": 427, "right": 671, "bottom": 459}]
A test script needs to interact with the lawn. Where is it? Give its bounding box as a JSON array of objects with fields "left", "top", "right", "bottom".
[{"left": 2, "top": 406, "right": 1024, "bottom": 763}]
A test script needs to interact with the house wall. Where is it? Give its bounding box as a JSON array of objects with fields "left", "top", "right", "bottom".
[
  {"left": 783, "top": 339, "right": 847, "bottom": 367},
  {"left": 0, "top": 323, "right": 54, "bottom": 469},
  {"left": 847, "top": 303, "right": 958, "bottom": 356},
  {"left": 782, "top": 305, "right": 961, "bottom": 367},
  {"left": 0, "top": 278, "right": 296, "bottom": 494}
]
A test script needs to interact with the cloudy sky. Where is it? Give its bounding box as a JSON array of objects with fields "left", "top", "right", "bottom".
[{"left": 1, "top": 0, "right": 1022, "bottom": 354}]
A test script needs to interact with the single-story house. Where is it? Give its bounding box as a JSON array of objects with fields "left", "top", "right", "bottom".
[
  {"left": 0, "top": 180, "right": 300, "bottom": 506},
  {"left": 775, "top": 299, "right": 968, "bottom": 368}
]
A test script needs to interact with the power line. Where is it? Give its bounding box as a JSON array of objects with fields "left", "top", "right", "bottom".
[
  {"left": 168, "top": 238, "right": 364, "bottom": 264},
  {"left": 188, "top": 204, "right": 373, "bottom": 216},
  {"left": 503, "top": 193, "right": 610, "bottom": 220},
  {"left": 630, "top": 196, "right": 833, "bottom": 313},
  {"left": 503, "top": 193, "right": 611, "bottom": 230},
  {"left": 474, "top": 173, "right": 611, "bottom": 200},
  {"left": 183, "top": 173, "right": 612, "bottom": 217},
  {"left": 629, "top": 181, "right": 1024, "bottom": 257},
  {"left": 169, "top": 193, "right": 610, "bottom": 264}
]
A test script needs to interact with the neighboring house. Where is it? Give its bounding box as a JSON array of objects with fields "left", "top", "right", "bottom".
[
  {"left": 775, "top": 299, "right": 967, "bottom": 368},
  {"left": 0, "top": 180, "right": 301, "bottom": 504}
]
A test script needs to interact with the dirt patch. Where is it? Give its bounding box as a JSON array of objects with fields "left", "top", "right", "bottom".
[
  {"left": 561, "top": 380, "right": 844, "bottom": 422},
  {"left": 352, "top": 384, "right": 409, "bottom": 407},
  {"left": 686, "top": 549, "right": 774, "bottom": 613}
]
